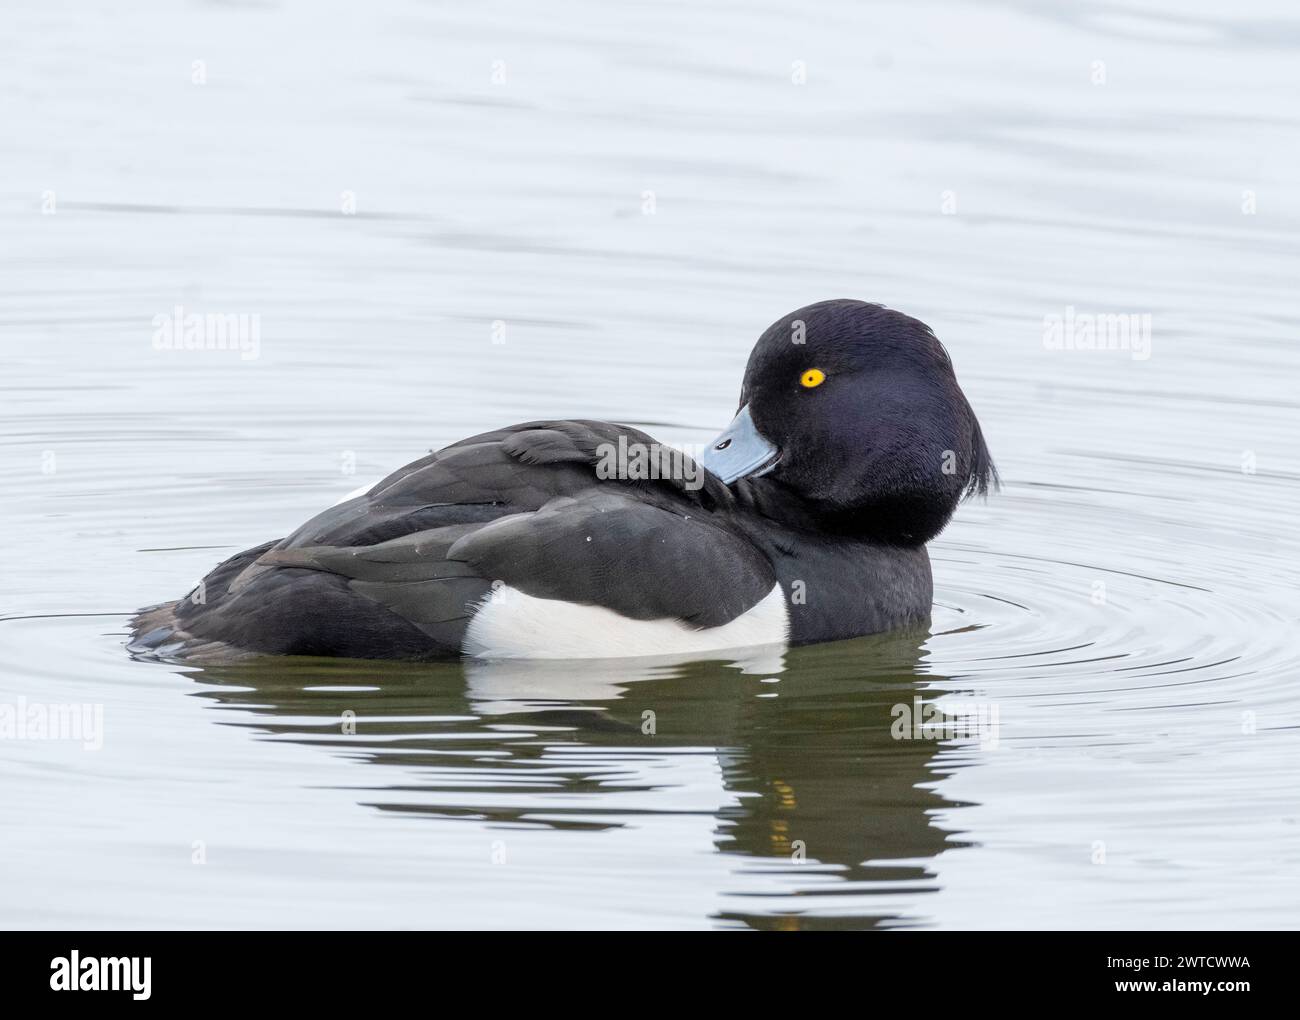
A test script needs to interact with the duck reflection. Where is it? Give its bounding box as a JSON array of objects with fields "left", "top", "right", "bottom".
[{"left": 178, "top": 631, "right": 965, "bottom": 929}]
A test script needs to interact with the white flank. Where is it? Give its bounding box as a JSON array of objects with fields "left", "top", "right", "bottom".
[{"left": 463, "top": 583, "right": 789, "bottom": 660}]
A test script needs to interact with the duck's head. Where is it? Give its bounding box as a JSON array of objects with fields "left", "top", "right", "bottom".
[{"left": 700, "top": 299, "right": 997, "bottom": 545}]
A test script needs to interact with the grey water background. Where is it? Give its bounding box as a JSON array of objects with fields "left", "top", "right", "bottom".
[{"left": 2, "top": 0, "right": 1299, "bottom": 929}]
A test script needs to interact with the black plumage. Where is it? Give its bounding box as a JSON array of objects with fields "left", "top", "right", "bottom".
[{"left": 129, "top": 299, "right": 996, "bottom": 661}]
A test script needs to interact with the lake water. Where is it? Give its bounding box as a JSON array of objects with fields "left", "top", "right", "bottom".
[{"left": 3, "top": 0, "right": 1298, "bottom": 929}]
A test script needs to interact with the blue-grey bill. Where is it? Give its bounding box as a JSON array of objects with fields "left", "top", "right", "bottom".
[{"left": 697, "top": 404, "right": 780, "bottom": 484}]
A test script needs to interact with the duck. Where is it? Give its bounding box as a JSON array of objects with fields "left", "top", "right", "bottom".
[{"left": 128, "top": 299, "right": 996, "bottom": 662}]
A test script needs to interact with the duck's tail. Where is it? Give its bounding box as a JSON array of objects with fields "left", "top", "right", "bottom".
[
  {"left": 127, "top": 600, "right": 260, "bottom": 664},
  {"left": 126, "top": 539, "right": 282, "bottom": 663}
]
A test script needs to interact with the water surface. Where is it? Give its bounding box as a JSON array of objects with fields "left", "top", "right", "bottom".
[{"left": 2, "top": 0, "right": 1299, "bottom": 929}]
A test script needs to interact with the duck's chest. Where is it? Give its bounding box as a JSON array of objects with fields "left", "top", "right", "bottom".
[{"left": 756, "top": 533, "right": 934, "bottom": 644}]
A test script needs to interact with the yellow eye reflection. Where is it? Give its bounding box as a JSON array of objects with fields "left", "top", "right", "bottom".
[{"left": 800, "top": 368, "right": 826, "bottom": 389}]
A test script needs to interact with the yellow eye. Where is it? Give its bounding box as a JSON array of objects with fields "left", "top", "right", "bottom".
[{"left": 800, "top": 368, "right": 826, "bottom": 389}]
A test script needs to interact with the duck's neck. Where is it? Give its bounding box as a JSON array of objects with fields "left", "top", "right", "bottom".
[{"left": 732, "top": 478, "right": 953, "bottom": 547}]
